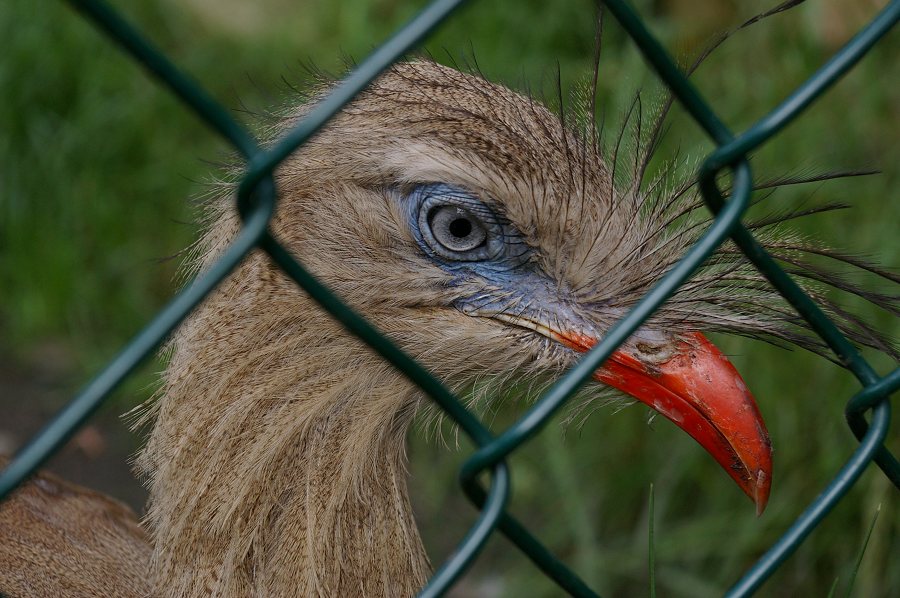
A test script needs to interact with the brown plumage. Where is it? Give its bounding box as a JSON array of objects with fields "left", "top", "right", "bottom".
[
  {"left": 0, "top": 456, "right": 151, "bottom": 597},
  {"left": 1, "top": 61, "right": 895, "bottom": 597}
]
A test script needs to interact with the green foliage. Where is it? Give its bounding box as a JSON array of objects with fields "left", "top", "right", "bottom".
[
  {"left": 844, "top": 504, "right": 881, "bottom": 598},
  {"left": 649, "top": 483, "right": 657, "bottom": 598},
  {"left": 1, "top": 0, "right": 897, "bottom": 596}
]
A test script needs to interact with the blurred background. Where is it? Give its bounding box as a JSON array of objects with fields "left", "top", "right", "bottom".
[{"left": 1, "top": 0, "right": 897, "bottom": 595}]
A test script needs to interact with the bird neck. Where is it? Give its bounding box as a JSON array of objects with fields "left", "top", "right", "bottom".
[{"left": 136, "top": 270, "right": 431, "bottom": 597}]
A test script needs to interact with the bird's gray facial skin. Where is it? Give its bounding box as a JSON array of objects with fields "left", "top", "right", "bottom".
[
  {"left": 403, "top": 183, "right": 569, "bottom": 321},
  {"left": 399, "top": 182, "right": 773, "bottom": 512}
]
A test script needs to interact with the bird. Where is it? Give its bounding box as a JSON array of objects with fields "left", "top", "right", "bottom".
[{"left": 0, "top": 60, "right": 895, "bottom": 597}]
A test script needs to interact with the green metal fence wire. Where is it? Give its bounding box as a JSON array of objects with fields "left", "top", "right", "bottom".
[{"left": 1, "top": 0, "right": 897, "bottom": 596}]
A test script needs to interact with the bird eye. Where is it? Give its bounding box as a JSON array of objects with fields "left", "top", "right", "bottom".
[
  {"left": 427, "top": 205, "right": 487, "bottom": 253},
  {"left": 411, "top": 183, "right": 518, "bottom": 264}
]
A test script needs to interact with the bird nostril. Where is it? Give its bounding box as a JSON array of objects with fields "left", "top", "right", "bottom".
[{"left": 635, "top": 341, "right": 663, "bottom": 355}]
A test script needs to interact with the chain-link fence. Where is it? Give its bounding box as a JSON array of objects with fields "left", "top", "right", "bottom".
[{"left": 1, "top": 0, "right": 897, "bottom": 596}]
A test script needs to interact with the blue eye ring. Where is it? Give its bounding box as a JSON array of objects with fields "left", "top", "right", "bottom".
[{"left": 416, "top": 186, "right": 506, "bottom": 262}]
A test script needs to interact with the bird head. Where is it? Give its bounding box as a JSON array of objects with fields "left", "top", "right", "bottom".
[
  {"left": 202, "top": 60, "right": 779, "bottom": 512},
  {"left": 187, "top": 61, "right": 892, "bottom": 517}
]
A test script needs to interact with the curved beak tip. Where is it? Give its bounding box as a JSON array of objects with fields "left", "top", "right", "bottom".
[
  {"left": 754, "top": 468, "right": 770, "bottom": 517},
  {"left": 490, "top": 314, "right": 773, "bottom": 513},
  {"left": 561, "top": 329, "right": 773, "bottom": 514}
]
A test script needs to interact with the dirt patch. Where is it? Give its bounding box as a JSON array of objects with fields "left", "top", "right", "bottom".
[{"left": 0, "top": 343, "right": 148, "bottom": 513}]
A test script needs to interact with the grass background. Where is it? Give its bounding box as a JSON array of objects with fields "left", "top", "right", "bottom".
[{"left": 1, "top": 0, "right": 897, "bottom": 595}]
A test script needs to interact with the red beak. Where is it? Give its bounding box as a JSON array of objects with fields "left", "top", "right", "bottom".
[{"left": 559, "top": 331, "right": 772, "bottom": 514}]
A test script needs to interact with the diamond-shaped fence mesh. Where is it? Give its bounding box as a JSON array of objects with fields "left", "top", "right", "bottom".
[{"left": 1, "top": 0, "right": 897, "bottom": 596}]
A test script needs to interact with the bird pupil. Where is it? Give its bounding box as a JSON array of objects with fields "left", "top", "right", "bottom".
[{"left": 449, "top": 218, "right": 471, "bottom": 238}]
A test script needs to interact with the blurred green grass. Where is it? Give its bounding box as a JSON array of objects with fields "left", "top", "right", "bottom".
[{"left": 1, "top": 0, "right": 897, "bottom": 596}]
